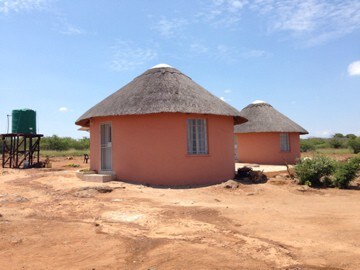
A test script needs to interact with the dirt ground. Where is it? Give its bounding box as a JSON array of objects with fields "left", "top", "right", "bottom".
[{"left": 0, "top": 157, "right": 360, "bottom": 270}]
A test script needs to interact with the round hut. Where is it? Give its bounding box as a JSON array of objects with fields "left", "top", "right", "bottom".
[
  {"left": 76, "top": 64, "right": 247, "bottom": 186},
  {"left": 234, "top": 100, "right": 308, "bottom": 165}
]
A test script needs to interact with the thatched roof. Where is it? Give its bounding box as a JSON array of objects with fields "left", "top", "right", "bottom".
[
  {"left": 76, "top": 64, "right": 247, "bottom": 127},
  {"left": 234, "top": 100, "right": 308, "bottom": 134}
]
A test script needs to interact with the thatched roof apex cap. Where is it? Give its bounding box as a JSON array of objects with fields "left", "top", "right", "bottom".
[
  {"left": 76, "top": 65, "right": 247, "bottom": 127},
  {"left": 151, "top": 63, "right": 173, "bottom": 69},
  {"left": 252, "top": 100, "right": 267, "bottom": 104},
  {"left": 235, "top": 101, "right": 308, "bottom": 134}
]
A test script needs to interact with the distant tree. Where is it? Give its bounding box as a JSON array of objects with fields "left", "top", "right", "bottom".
[
  {"left": 345, "top": 134, "right": 357, "bottom": 140},
  {"left": 41, "top": 135, "right": 89, "bottom": 151},
  {"left": 42, "top": 135, "right": 70, "bottom": 151},
  {"left": 348, "top": 138, "right": 360, "bottom": 154},
  {"left": 74, "top": 137, "right": 90, "bottom": 150},
  {"left": 333, "top": 133, "right": 345, "bottom": 138}
]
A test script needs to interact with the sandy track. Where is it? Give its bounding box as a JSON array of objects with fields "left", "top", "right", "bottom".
[{"left": 0, "top": 157, "right": 359, "bottom": 269}]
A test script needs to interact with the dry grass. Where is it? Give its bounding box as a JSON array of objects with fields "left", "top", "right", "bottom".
[
  {"left": 302, "top": 148, "right": 358, "bottom": 161},
  {"left": 315, "top": 148, "right": 352, "bottom": 155}
]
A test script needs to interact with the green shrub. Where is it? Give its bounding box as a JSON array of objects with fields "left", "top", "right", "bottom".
[
  {"left": 300, "top": 140, "right": 316, "bottom": 152},
  {"left": 295, "top": 156, "right": 336, "bottom": 186},
  {"left": 348, "top": 138, "right": 360, "bottom": 154},
  {"left": 328, "top": 138, "right": 344, "bottom": 149},
  {"left": 333, "top": 157, "right": 360, "bottom": 189},
  {"left": 301, "top": 138, "right": 328, "bottom": 149}
]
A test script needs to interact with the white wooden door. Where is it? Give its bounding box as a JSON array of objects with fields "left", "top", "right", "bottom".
[{"left": 100, "top": 123, "right": 112, "bottom": 171}]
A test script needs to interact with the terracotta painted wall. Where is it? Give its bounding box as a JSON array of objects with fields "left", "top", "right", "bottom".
[
  {"left": 235, "top": 132, "right": 301, "bottom": 165},
  {"left": 89, "top": 113, "right": 235, "bottom": 186}
]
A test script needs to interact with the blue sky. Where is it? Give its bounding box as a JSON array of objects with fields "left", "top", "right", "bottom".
[{"left": 0, "top": 0, "right": 359, "bottom": 138}]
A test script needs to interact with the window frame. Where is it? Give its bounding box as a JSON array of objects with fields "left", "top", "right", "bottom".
[
  {"left": 186, "top": 118, "right": 209, "bottom": 155},
  {"left": 280, "top": 132, "right": 290, "bottom": 152}
]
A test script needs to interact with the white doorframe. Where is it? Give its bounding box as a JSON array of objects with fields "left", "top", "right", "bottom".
[{"left": 100, "top": 123, "right": 112, "bottom": 171}]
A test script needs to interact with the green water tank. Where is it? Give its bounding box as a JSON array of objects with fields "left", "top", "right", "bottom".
[{"left": 11, "top": 109, "right": 37, "bottom": 134}]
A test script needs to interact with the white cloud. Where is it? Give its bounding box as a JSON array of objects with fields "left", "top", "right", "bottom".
[
  {"left": 188, "top": 42, "right": 266, "bottom": 62},
  {"left": 241, "top": 49, "right": 267, "bottom": 58},
  {"left": 110, "top": 41, "right": 157, "bottom": 71},
  {"left": 59, "top": 23, "right": 85, "bottom": 36},
  {"left": 348, "top": 61, "right": 360, "bottom": 76},
  {"left": 216, "top": 44, "right": 231, "bottom": 61},
  {"left": 59, "top": 107, "right": 68, "bottom": 112},
  {"left": 187, "top": 42, "right": 267, "bottom": 62},
  {"left": 315, "top": 130, "right": 333, "bottom": 137},
  {"left": 262, "top": 0, "right": 360, "bottom": 45},
  {"left": 224, "top": 89, "right": 232, "bottom": 93},
  {"left": 220, "top": 96, "right": 226, "bottom": 101},
  {"left": 230, "top": 0, "right": 247, "bottom": 10},
  {"left": 215, "top": 44, "right": 268, "bottom": 62},
  {"left": 152, "top": 17, "right": 188, "bottom": 38},
  {"left": 149, "top": 1, "right": 359, "bottom": 46},
  {"left": 201, "top": 0, "right": 360, "bottom": 46},
  {"left": 189, "top": 42, "right": 209, "bottom": 54},
  {"left": 269, "top": 0, "right": 323, "bottom": 33},
  {"left": 197, "top": 0, "right": 245, "bottom": 27},
  {"left": 0, "top": 1, "right": 87, "bottom": 38},
  {"left": 53, "top": 14, "right": 88, "bottom": 36},
  {"left": 0, "top": 0, "right": 49, "bottom": 14}
]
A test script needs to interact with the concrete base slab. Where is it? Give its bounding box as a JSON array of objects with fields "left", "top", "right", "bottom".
[
  {"left": 76, "top": 170, "right": 116, "bottom": 183},
  {"left": 235, "top": 163, "right": 290, "bottom": 173}
]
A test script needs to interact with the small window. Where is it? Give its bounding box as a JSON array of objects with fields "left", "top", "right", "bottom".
[
  {"left": 280, "top": 133, "right": 290, "bottom": 152},
  {"left": 187, "top": 119, "right": 208, "bottom": 155}
]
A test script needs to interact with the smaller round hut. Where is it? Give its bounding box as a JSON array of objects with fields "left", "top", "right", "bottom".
[{"left": 234, "top": 100, "right": 308, "bottom": 165}]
